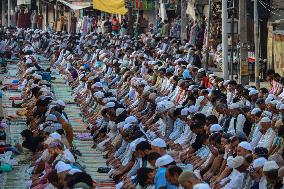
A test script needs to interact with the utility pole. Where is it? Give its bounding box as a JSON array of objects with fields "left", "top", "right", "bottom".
[
  {"left": 126, "top": 0, "right": 134, "bottom": 37},
  {"left": 205, "top": 0, "right": 212, "bottom": 72},
  {"left": 1, "top": 1, "right": 4, "bottom": 27},
  {"left": 155, "top": 0, "right": 158, "bottom": 21},
  {"left": 181, "top": 0, "right": 187, "bottom": 40},
  {"left": 239, "top": 0, "right": 249, "bottom": 85},
  {"left": 134, "top": 0, "right": 141, "bottom": 37},
  {"left": 230, "top": 0, "right": 235, "bottom": 80},
  {"left": 254, "top": 0, "right": 260, "bottom": 89},
  {"left": 222, "top": 0, "right": 229, "bottom": 80},
  {"left": 7, "top": 0, "right": 11, "bottom": 27},
  {"left": 55, "top": 1, "right": 58, "bottom": 31}
]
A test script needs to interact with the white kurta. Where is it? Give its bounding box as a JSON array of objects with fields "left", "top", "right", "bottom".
[
  {"left": 257, "top": 128, "right": 276, "bottom": 150},
  {"left": 221, "top": 169, "right": 245, "bottom": 189},
  {"left": 169, "top": 118, "right": 185, "bottom": 141},
  {"left": 250, "top": 124, "right": 262, "bottom": 149},
  {"left": 227, "top": 114, "right": 246, "bottom": 135},
  {"left": 174, "top": 127, "right": 195, "bottom": 145}
]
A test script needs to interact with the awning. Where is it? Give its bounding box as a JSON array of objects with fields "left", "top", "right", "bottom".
[
  {"left": 58, "top": 0, "right": 91, "bottom": 10},
  {"left": 93, "top": 0, "right": 127, "bottom": 15},
  {"left": 273, "top": 30, "right": 284, "bottom": 35},
  {"left": 17, "top": 0, "right": 31, "bottom": 5}
]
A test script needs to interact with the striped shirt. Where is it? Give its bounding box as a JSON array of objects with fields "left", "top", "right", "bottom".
[{"left": 270, "top": 80, "right": 282, "bottom": 95}]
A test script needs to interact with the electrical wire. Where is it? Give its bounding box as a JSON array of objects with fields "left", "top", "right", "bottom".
[
  {"left": 258, "top": 0, "right": 284, "bottom": 17},
  {"left": 258, "top": 0, "right": 284, "bottom": 12}
]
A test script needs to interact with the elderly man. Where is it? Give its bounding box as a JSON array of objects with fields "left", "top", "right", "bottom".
[
  {"left": 257, "top": 117, "right": 276, "bottom": 150},
  {"left": 263, "top": 160, "right": 281, "bottom": 188},
  {"left": 250, "top": 157, "right": 268, "bottom": 189},
  {"left": 227, "top": 103, "right": 246, "bottom": 136},
  {"left": 178, "top": 171, "right": 211, "bottom": 189},
  {"left": 216, "top": 155, "right": 251, "bottom": 189}
]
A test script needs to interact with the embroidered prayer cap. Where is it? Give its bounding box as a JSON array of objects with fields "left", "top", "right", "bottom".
[
  {"left": 92, "top": 82, "right": 103, "bottom": 89},
  {"left": 50, "top": 132, "right": 61, "bottom": 140},
  {"left": 263, "top": 160, "right": 279, "bottom": 172},
  {"left": 24, "top": 67, "right": 36, "bottom": 75},
  {"left": 26, "top": 58, "right": 32, "bottom": 64},
  {"left": 192, "top": 183, "right": 211, "bottom": 189},
  {"left": 48, "top": 141, "right": 64, "bottom": 149},
  {"left": 253, "top": 157, "right": 268, "bottom": 168},
  {"left": 39, "top": 87, "right": 49, "bottom": 93},
  {"left": 125, "top": 116, "right": 138, "bottom": 124},
  {"left": 131, "top": 138, "right": 147, "bottom": 152},
  {"left": 188, "top": 105, "right": 198, "bottom": 114},
  {"left": 181, "top": 108, "right": 190, "bottom": 116},
  {"left": 99, "top": 50, "right": 104, "bottom": 55},
  {"left": 94, "top": 91, "right": 104, "bottom": 99},
  {"left": 151, "top": 138, "right": 167, "bottom": 148},
  {"left": 198, "top": 68, "right": 205, "bottom": 73},
  {"left": 209, "top": 74, "right": 216, "bottom": 78},
  {"left": 223, "top": 80, "right": 230, "bottom": 86},
  {"left": 148, "top": 61, "right": 157, "bottom": 65},
  {"left": 123, "top": 123, "right": 132, "bottom": 130},
  {"left": 66, "top": 54, "right": 73, "bottom": 60},
  {"left": 188, "top": 85, "right": 198, "bottom": 91},
  {"left": 65, "top": 50, "right": 70, "bottom": 55},
  {"left": 155, "top": 155, "right": 175, "bottom": 167},
  {"left": 277, "top": 102, "right": 284, "bottom": 110},
  {"left": 175, "top": 58, "right": 185, "bottom": 63},
  {"left": 117, "top": 122, "right": 125, "bottom": 129},
  {"left": 43, "top": 125, "right": 56, "bottom": 133},
  {"left": 156, "top": 100, "right": 175, "bottom": 113},
  {"left": 251, "top": 108, "right": 262, "bottom": 115},
  {"left": 46, "top": 114, "right": 58, "bottom": 122},
  {"left": 103, "top": 102, "right": 116, "bottom": 109},
  {"left": 102, "top": 97, "right": 117, "bottom": 104},
  {"left": 135, "top": 79, "right": 147, "bottom": 87},
  {"left": 268, "top": 94, "right": 276, "bottom": 99},
  {"left": 55, "top": 161, "right": 72, "bottom": 173},
  {"left": 116, "top": 108, "right": 125, "bottom": 116},
  {"left": 229, "top": 103, "right": 240, "bottom": 110},
  {"left": 260, "top": 116, "right": 271, "bottom": 124},
  {"left": 261, "top": 111, "right": 272, "bottom": 118},
  {"left": 249, "top": 90, "right": 259, "bottom": 96},
  {"left": 265, "top": 97, "right": 274, "bottom": 105},
  {"left": 238, "top": 141, "right": 253, "bottom": 152},
  {"left": 227, "top": 156, "right": 245, "bottom": 169},
  {"left": 210, "top": 124, "right": 223, "bottom": 133},
  {"left": 108, "top": 89, "right": 118, "bottom": 96},
  {"left": 32, "top": 74, "right": 42, "bottom": 80},
  {"left": 268, "top": 100, "right": 278, "bottom": 106},
  {"left": 196, "top": 96, "right": 205, "bottom": 105},
  {"left": 187, "top": 64, "right": 193, "bottom": 69},
  {"left": 55, "top": 99, "right": 66, "bottom": 107}
]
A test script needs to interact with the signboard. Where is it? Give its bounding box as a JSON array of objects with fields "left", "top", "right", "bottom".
[
  {"left": 267, "top": 26, "right": 273, "bottom": 69},
  {"left": 132, "top": 0, "right": 154, "bottom": 10},
  {"left": 273, "top": 33, "right": 284, "bottom": 75},
  {"left": 17, "top": 0, "right": 31, "bottom": 5}
]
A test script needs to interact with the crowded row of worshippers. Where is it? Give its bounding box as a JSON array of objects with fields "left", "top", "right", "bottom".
[{"left": 2, "top": 27, "right": 284, "bottom": 189}]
